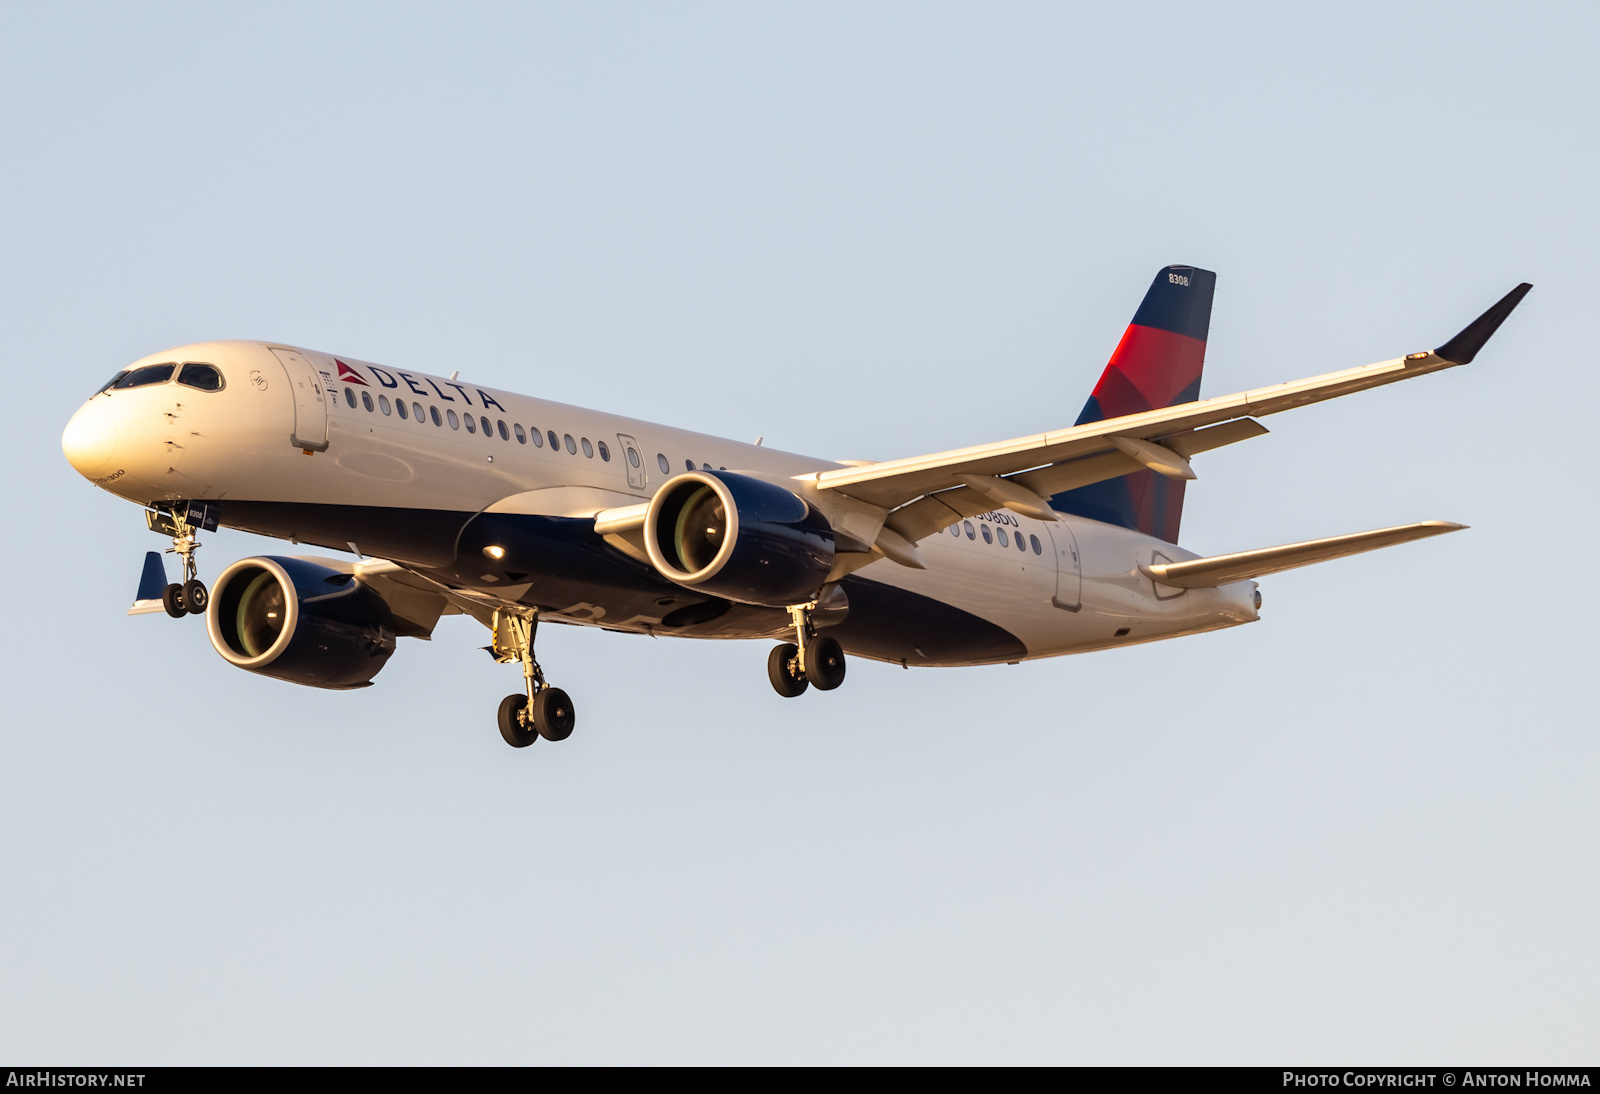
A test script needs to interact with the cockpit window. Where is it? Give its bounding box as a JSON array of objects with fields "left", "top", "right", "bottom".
[
  {"left": 176, "top": 363, "right": 223, "bottom": 391},
  {"left": 109, "top": 363, "right": 175, "bottom": 390}
]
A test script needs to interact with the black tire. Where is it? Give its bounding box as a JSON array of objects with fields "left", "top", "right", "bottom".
[
  {"left": 767, "top": 642, "right": 809, "bottom": 697},
  {"left": 498, "top": 693, "right": 538, "bottom": 748},
  {"left": 183, "top": 579, "right": 209, "bottom": 615},
  {"left": 161, "top": 583, "right": 186, "bottom": 618},
  {"left": 805, "top": 634, "right": 846, "bottom": 691},
  {"left": 532, "top": 687, "right": 575, "bottom": 741}
]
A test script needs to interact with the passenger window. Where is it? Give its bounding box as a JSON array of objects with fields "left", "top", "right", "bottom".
[
  {"left": 702, "top": 462, "right": 712, "bottom": 471},
  {"left": 564, "top": 434, "right": 576, "bottom": 454},
  {"left": 480, "top": 415, "right": 491, "bottom": 435},
  {"left": 548, "top": 430, "right": 559, "bottom": 450},
  {"left": 498, "top": 420, "right": 509, "bottom": 441},
  {"left": 686, "top": 459, "right": 695, "bottom": 471},
  {"left": 981, "top": 524, "right": 993, "bottom": 544},
  {"left": 950, "top": 525, "right": 960, "bottom": 537},
  {"left": 396, "top": 399, "right": 408, "bottom": 420},
  {"left": 447, "top": 409, "right": 460, "bottom": 429},
  {"left": 598, "top": 440, "right": 610, "bottom": 461},
  {"left": 362, "top": 391, "right": 374, "bottom": 412},
  {"left": 963, "top": 521, "right": 975, "bottom": 539},
  {"left": 514, "top": 423, "right": 526, "bottom": 444},
  {"left": 657, "top": 453, "right": 670, "bottom": 474},
  {"left": 344, "top": 388, "right": 357, "bottom": 408},
  {"left": 1016, "top": 533, "right": 1026, "bottom": 551},
  {"left": 379, "top": 395, "right": 391, "bottom": 415},
  {"left": 997, "top": 528, "right": 1008, "bottom": 547},
  {"left": 464, "top": 413, "right": 477, "bottom": 433},
  {"left": 176, "top": 363, "right": 223, "bottom": 391},
  {"left": 581, "top": 438, "right": 594, "bottom": 458},
  {"left": 531, "top": 427, "right": 544, "bottom": 448},
  {"left": 1030, "top": 534, "right": 1042, "bottom": 555},
  {"left": 627, "top": 447, "right": 640, "bottom": 468},
  {"left": 111, "top": 363, "right": 175, "bottom": 389},
  {"left": 431, "top": 406, "right": 442, "bottom": 426}
]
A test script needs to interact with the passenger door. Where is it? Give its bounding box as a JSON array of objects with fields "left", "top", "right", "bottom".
[
  {"left": 617, "top": 433, "right": 647, "bottom": 490},
  {"left": 270, "top": 348, "right": 329, "bottom": 452},
  {"left": 1046, "top": 522, "right": 1081, "bottom": 611}
]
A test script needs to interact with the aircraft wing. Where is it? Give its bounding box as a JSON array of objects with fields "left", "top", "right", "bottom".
[{"left": 803, "top": 284, "right": 1531, "bottom": 543}]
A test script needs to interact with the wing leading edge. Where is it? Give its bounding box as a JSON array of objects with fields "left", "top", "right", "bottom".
[{"left": 803, "top": 283, "right": 1531, "bottom": 549}]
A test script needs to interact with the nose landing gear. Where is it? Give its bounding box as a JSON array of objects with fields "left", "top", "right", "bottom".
[
  {"left": 147, "top": 503, "right": 214, "bottom": 617},
  {"left": 768, "top": 600, "right": 847, "bottom": 698},
  {"left": 491, "top": 609, "right": 576, "bottom": 749}
]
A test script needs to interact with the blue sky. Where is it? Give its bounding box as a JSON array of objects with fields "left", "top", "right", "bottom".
[{"left": 2, "top": 2, "right": 1595, "bottom": 1063}]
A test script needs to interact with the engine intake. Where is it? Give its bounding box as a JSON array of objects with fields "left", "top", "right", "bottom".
[
  {"left": 643, "top": 471, "right": 834, "bottom": 607},
  {"left": 205, "top": 556, "right": 399, "bottom": 690}
]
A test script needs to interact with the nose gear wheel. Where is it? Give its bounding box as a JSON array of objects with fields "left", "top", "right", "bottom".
[{"left": 148, "top": 504, "right": 211, "bottom": 618}]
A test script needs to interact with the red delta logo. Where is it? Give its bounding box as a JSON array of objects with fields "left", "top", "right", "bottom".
[{"left": 335, "top": 360, "right": 369, "bottom": 386}]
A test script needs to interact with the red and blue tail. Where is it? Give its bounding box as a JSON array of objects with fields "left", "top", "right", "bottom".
[{"left": 1050, "top": 264, "right": 1216, "bottom": 544}]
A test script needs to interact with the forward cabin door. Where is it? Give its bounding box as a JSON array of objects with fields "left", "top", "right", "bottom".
[
  {"left": 617, "top": 433, "right": 647, "bottom": 490},
  {"left": 1047, "top": 522, "right": 1082, "bottom": 611},
  {"left": 270, "top": 347, "right": 329, "bottom": 452}
]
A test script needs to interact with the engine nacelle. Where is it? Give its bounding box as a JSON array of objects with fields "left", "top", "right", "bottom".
[
  {"left": 205, "top": 556, "right": 399, "bottom": 690},
  {"left": 643, "top": 470, "right": 835, "bottom": 607}
]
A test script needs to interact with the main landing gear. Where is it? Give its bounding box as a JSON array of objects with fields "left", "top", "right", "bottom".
[
  {"left": 149, "top": 504, "right": 210, "bottom": 618},
  {"left": 491, "top": 609, "right": 576, "bottom": 749},
  {"left": 767, "top": 600, "right": 846, "bottom": 698}
]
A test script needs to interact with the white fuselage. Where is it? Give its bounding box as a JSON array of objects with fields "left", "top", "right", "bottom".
[{"left": 62, "top": 340, "right": 1259, "bottom": 665}]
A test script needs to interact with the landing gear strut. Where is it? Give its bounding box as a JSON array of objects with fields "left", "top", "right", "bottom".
[
  {"left": 491, "top": 609, "right": 576, "bottom": 748},
  {"left": 768, "top": 599, "right": 846, "bottom": 698},
  {"left": 149, "top": 504, "right": 210, "bottom": 617}
]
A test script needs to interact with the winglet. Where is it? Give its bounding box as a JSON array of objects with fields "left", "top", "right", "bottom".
[
  {"left": 128, "top": 550, "right": 169, "bottom": 615},
  {"left": 1434, "top": 282, "right": 1532, "bottom": 365}
]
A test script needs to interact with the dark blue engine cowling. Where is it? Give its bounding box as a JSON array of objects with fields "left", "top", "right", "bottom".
[
  {"left": 205, "top": 556, "right": 399, "bottom": 690},
  {"left": 643, "top": 471, "right": 834, "bottom": 607}
]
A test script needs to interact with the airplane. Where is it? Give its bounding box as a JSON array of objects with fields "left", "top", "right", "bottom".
[{"left": 60, "top": 266, "right": 1530, "bottom": 749}]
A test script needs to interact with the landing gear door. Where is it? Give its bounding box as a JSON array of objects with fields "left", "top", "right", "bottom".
[
  {"left": 617, "top": 433, "right": 647, "bottom": 491},
  {"left": 270, "top": 347, "right": 329, "bottom": 452},
  {"left": 1047, "top": 522, "right": 1081, "bottom": 611}
]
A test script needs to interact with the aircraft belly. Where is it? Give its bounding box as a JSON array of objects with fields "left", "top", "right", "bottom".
[{"left": 210, "top": 499, "right": 1030, "bottom": 659}]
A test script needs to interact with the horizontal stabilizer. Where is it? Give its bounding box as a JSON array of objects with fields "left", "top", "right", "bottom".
[
  {"left": 128, "top": 550, "right": 169, "bottom": 615},
  {"left": 1141, "top": 520, "right": 1466, "bottom": 589}
]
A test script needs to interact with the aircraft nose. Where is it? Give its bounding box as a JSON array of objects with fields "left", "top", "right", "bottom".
[{"left": 62, "top": 400, "right": 118, "bottom": 479}]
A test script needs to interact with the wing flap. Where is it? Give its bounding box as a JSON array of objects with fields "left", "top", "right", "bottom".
[
  {"left": 812, "top": 352, "right": 1444, "bottom": 510},
  {"left": 1141, "top": 520, "right": 1466, "bottom": 589},
  {"left": 804, "top": 282, "right": 1528, "bottom": 516}
]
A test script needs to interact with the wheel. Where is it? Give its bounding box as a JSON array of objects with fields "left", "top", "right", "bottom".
[
  {"left": 183, "top": 579, "right": 209, "bottom": 615},
  {"left": 161, "top": 583, "right": 186, "bottom": 618},
  {"left": 532, "top": 687, "right": 575, "bottom": 741},
  {"left": 767, "top": 642, "right": 808, "bottom": 697},
  {"left": 498, "top": 693, "right": 538, "bottom": 748},
  {"left": 805, "top": 634, "right": 846, "bottom": 691}
]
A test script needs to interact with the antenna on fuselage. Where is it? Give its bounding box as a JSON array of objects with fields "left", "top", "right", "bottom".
[{"left": 449, "top": 370, "right": 460, "bottom": 380}]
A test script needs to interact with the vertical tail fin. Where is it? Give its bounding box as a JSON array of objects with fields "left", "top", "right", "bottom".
[{"left": 1051, "top": 264, "right": 1216, "bottom": 543}]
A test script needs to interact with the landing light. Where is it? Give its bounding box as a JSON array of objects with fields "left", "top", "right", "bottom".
[{"left": 483, "top": 545, "right": 506, "bottom": 560}]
